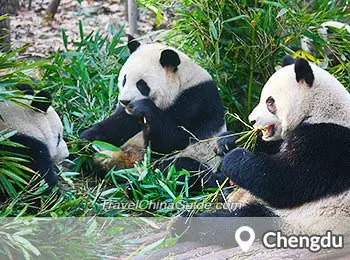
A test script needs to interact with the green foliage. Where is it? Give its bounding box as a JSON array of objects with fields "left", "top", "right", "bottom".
[
  {"left": 137, "top": 0, "right": 175, "bottom": 27},
  {"left": 106, "top": 146, "right": 194, "bottom": 216},
  {"left": 0, "top": 0, "right": 349, "bottom": 227},
  {"left": 39, "top": 23, "right": 130, "bottom": 176},
  {"left": 159, "top": 0, "right": 349, "bottom": 130},
  {"left": 0, "top": 131, "right": 32, "bottom": 198},
  {"left": 41, "top": 22, "right": 128, "bottom": 138}
]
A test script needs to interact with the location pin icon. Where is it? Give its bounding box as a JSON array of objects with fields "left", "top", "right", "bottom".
[{"left": 235, "top": 226, "right": 255, "bottom": 252}]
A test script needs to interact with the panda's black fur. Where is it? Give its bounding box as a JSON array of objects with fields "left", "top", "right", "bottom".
[
  {"left": 2, "top": 133, "right": 59, "bottom": 187},
  {"left": 131, "top": 80, "right": 225, "bottom": 154},
  {"left": 82, "top": 81, "right": 224, "bottom": 152},
  {"left": 80, "top": 104, "right": 142, "bottom": 147},
  {"left": 221, "top": 123, "right": 350, "bottom": 209}
]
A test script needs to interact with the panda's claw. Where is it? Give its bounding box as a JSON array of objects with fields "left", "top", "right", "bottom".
[
  {"left": 224, "top": 144, "right": 229, "bottom": 151},
  {"left": 215, "top": 131, "right": 240, "bottom": 156}
]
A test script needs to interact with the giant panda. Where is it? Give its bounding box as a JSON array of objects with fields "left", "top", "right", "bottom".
[
  {"left": 174, "top": 57, "right": 350, "bottom": 245},
  {"left": 81, "top": 36, "right": 227, "bottom": 190},
  {"left": 0, "top": 85, "right": 69, "bottom": 196}
]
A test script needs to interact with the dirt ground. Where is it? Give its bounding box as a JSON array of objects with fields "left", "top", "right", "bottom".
[{"left": 10, "top": 0, "right": 156, "bottom": 57}]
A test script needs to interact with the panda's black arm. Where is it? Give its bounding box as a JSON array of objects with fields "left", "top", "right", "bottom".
[
  {"left": 222, "top": 123, "right": 350, "bottom": 208},
  {"left": 6, "top": 134, "right": 59, "bottom": 187},
  {"left": 132, "top": 98, "right": 193, "bottom": 153},
  {"left": 80, "top": 105, "right": 142, "bottom": 146},
  {"left": 133, "top": 81, "right": 225, "bottom": 153}
]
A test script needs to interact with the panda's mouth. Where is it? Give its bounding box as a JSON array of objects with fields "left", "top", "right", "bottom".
[
  {"left": 120, "top": 102, "right": 133, "bottom": 114},
  {"left": 261, "top": 124, "right": 276, "bottom": 138},
  {"left": 124, "top": 106, "right": 133, "bottom": 115}
]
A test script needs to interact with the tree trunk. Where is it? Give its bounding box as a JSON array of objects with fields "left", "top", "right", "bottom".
[
  {"left": 127, "top": 0, "right": 138, "bottom": 35},
  {"left": 47, "top": 0, "right": 61, "bottom": 19},
  {"left": 0, "top": 0, "right": 11, "bottom": 52}
]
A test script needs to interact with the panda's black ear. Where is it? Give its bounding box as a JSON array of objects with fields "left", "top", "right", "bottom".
[
  {"left": 31, "top": 90, "right": 52, "bottom": 112},
  {"left": 281, "top": 55, "right": 295, "bottom": 67},
  {"left": 127, "top": 34, "right": 141, "bottom": 54},
  {"left": 294, "top": 58, "right": 314, "bottom": 87},
  {"left": 17, "top": 84, "right": 34, "bottom": 95},
  {"left": 160, "top": 49, "right": 181, "bottom": 71}
]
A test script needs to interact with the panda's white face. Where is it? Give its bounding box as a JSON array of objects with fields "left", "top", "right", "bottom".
[
  {"left": 43, "top": 106, "right": 69, "bottom": 164},
  {"left": 0, "top": 100, "right": 69, "bottom": 165},
  {"left": 249, "top": 59, "right": 350, "bottom": 141},
  {"left": 249, "top": 66, "right": 309, "bottom": 141},
  {"left": 118, "top": 42, "right": 212, "bottom": 114},
  {"left": 118, "top": 43, "right": 180, "bottom": 113}
]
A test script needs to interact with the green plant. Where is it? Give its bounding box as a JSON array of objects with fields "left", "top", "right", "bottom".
[
  {"left": 41, "top": 22, "right": 128, "bottom": 139},
  {"left": 0, "top": 131, "right": 33, "bottom": 198},
  {"left": 156, "top": 0, "right": 349, "bottom": 131},
  {"left": 0, "top": 23, "right": 210, "bottom": 218},
  {"left": 106, "top": 146, "right": 193, "bottom": 216},
  {"left": 40, "top": 23, "right": 129, "bottom": 175}
]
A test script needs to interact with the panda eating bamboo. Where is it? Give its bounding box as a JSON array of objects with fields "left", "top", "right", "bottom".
[
  {"left": 81, "top": 36, "right": 228, "bottom": 190},
  {"left": 175, "top": 56, "right": 350, "bottom": 245}
]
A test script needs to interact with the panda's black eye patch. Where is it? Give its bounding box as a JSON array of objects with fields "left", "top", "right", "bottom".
[
  {"left": 266, "top": 96, "right": 276, "bottom": 114},
  {"left": 122, "top": 75, "right": 127, "bottom": 87},
  {"left": 136, "top": 79, "right": 150, "bottom": 96}
]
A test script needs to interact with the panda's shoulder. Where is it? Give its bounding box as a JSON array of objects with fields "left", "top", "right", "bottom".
[
  {"left": 285, "top": 123, "right": 350, "bottom": 150},
  {"left": 292, "top": 123, "right": 350, "bottom": 137},
  {"left": 170, "top": 79, "right": 224, "bottom": 113},
  {"left": 180, "top": 80, "right": 218, "bottom": 97},
  {"left": 2, "top": 133, "right": 50, "bottom": 157}
]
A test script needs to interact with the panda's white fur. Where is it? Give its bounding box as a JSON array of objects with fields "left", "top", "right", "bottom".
[
  {"left": 0, "top": 99, "right": 68, "bottom": 165},
  {"left": 249, "top": 62, "right": 350, "bottom": 141},
  {"left": 118, "top": 43, "right": 213, "bottom": 112},
  {"left": 275, "top": 191, "right": 350, "bottom": 235}
]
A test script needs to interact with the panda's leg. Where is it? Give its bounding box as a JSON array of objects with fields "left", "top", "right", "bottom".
[
  {"left": 9, "top": 134, "right": 59, "bottom": 188},
  {"left": 173, "top": 204, "right": 279, "bottom": 246},
  {"left": 157, "top": 157, "right": 227, "bottom": 191},
  {"left": 80, "top": 105, "right": 142, "bottom": 146}
]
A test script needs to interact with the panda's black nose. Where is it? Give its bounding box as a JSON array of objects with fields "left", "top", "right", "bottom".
[
  {"left": 250, "top": 120, "right": 256, "bottom": 125},
  {"left": 119, "top": 100, "right": 131, "bottom": 107}
]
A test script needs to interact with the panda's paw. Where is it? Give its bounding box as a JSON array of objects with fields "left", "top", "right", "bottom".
[
  {"left": 221, "top": 148, "right": 252, "bottom": 181},
  {"left": 214, "top": 131, "right": 240, "bottom": 156},
  {"left": 95, "top": 150, "right": 136, "bottom": 170},
  {"left": 132, "top": 99, "right": 159, "bottom": 124},
  {"left": 80, "top": 125, "right": 105, "bottom": 141},
  {"left": 95, "top": 150, "right": 117, "bottom": 169}
]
